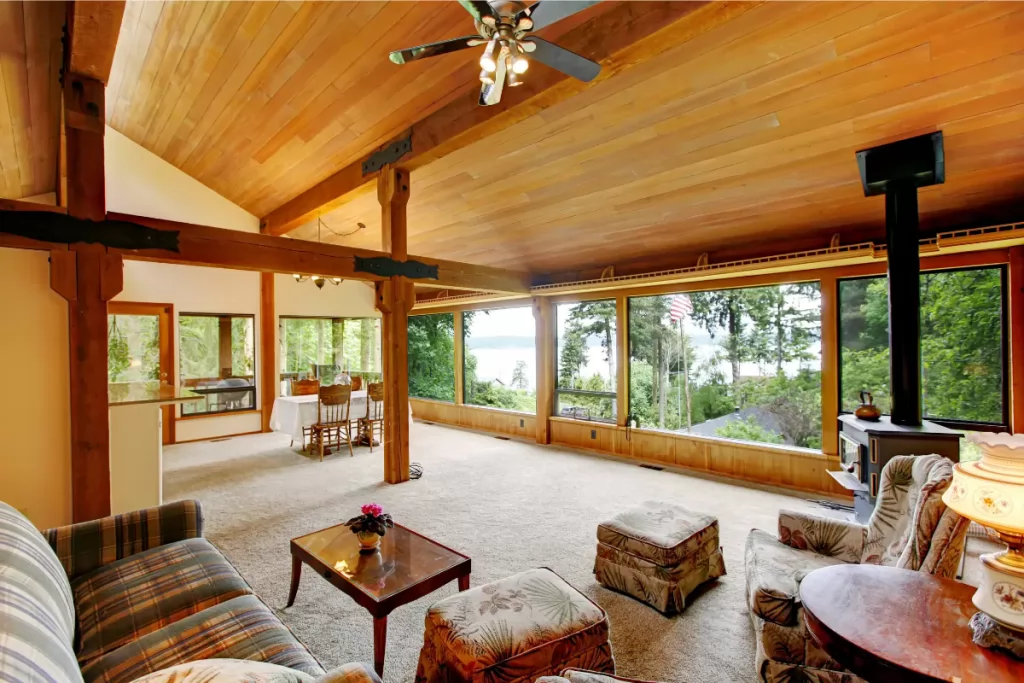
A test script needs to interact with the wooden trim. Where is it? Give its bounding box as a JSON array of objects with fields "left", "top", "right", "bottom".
[
  {"left": 108, "top": 301, "right": 175, "bottom": 444},
  {"left": 64, "top": 74, "right": 105, "bottom": 221},
  {"left": 615, "top": 294, "right": 628, "bottom": 427},
  {"left": 454, "top": 311, "right": 465, "bottom": 405},
  {"left": 173, "top": 429, "right": 262, "bottom": 445},
  {"left": 177, "top": 409, "right": 261, "bottom": 421},
  {"left": 411, "top": 398, "right": 536, "bottom": 440},
  {"left": 0, "top": 198, "right": 67, "bottom": 213},
  {"left": 533, "top": 296, "right": 554, "bottom": 444},
  {"left": 820, "top": 275, "right": 839, "bottom": 456},
  {"left": 260, "top": 272, "right": 276, "bottom": 432},
  {"left": 1011, "top": 246, "right": 1024, "bottom": 433}
]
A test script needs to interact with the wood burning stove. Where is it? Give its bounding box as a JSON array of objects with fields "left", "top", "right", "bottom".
[{"left": 834, "top": 132, "right": 962, "bottom": 522}]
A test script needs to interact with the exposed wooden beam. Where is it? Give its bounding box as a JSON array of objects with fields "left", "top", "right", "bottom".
[
  {"left": 66, "top": 1, "right": 126, "bottom": 83},
  {"left": 106, "top": 213, "right": 531, "bottom": 294},
  {"left": 260, "top": 0, "right": 750, "bottom": 236},
  {"left": 377, "top": 167, "right": 412, "bottom": 484}
]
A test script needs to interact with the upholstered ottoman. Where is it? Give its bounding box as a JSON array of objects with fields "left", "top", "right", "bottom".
[
  {"left": 415, "top": 568, "right": 615, "bottom": 683},
  {"left": 594, "top": 501, "right": 725, "bottom": 614}
]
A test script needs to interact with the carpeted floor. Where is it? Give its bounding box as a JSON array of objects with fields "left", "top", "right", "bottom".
[{"left": 163, "top": 422, "right": 980, "bottom": 683}]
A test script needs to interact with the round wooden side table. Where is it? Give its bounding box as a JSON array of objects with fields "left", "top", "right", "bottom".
[{"left": 800, "top": 564, "right": 1022, "bottom": 683}]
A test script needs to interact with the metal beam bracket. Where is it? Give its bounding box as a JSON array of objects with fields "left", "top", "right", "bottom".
[
  {"left": 362, "top": 136, "right": 412, "bottom": 176},
  {"left": 355, "top": 255, "right": 438, "bottom": 280},
  {"left": 0, "top": 211, "right": 180, "bottom": 251}
]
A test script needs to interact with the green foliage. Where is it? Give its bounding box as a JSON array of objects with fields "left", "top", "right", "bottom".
[
  {"left": 511, "top": 360, "right": 528, "bottom": 390},
  {"left": 839, "top": 268, "right": 1004, "bottom": 423},
  {"left": 280, "top": 318, "right": 381, "bottom": 383},
  {"left": 108, "top": 314, "right": 160, "bottom": 383},
  {"left": 408, "top": 313, "right": 456, "bottom": 401},
  {"left": 344, "top": 512, "right": 394, "bottom": 537},
  {"left": 108, "top": 316, "right": 130, "bottom": 382},
  {"left": 714, "top": 416, "right": 784, "bottom": 444},
  {"left": 179, "top": 316, "right": 220, "bottom": 379}
]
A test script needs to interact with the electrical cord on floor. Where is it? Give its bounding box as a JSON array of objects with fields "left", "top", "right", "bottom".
[
  {"left": 409, "top": 462, "right": 423, "bottom": 479},
  {"left": 810, "top": 499, "right": 854, "bottom": 513}
]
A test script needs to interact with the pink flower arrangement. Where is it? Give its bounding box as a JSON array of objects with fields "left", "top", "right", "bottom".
[{"left": 361, "top": 503, "right": 384, "bottom": 517}]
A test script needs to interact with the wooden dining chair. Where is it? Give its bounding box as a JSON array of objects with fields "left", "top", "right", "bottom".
[
  {"left": 351, "top": 376, "right": 363, "bottom": 391},
  {"left": 311, "top": 384, "right": 354, "bottom": 461},
  {"left": 365, "top": 382, "right": 384, "bottom": 453},
  {"left": 291, "top": 378, "right": 320, "bottom": 450}
]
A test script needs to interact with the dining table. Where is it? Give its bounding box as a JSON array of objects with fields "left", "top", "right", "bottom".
[{"left": 270, "top": 391, "right": 371, "bottom": 447}]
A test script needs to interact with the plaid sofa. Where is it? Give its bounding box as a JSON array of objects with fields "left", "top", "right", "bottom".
[{"left": 0, "top": 499, "right": 379, "bottom": 683}]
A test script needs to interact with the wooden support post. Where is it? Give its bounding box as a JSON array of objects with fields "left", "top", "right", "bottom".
[
  {"left": 533, "top": 296, "right": 554, "bottom": 444},
  {"left": 820, "top": 275, "right": 839, "bottom": 455},
  {"left": 1010, "top": 247, "right": 1024, "bottom": 433},
  {"left": 55, "top": 55, "right": 123, "bottom": 521},
  {"left": 260, "top": 272, "right": 276, "bottom": 433},
  {"left": 218, "top": 315, "right": 232, "bottom": 378},
  {"left": 615, "top": 295, "right": 629, "bottom": 427},
  {"left": 377, "top": 167, "right": 411, "bottom": 484},
  {"left": 454, "top": 311, "right": 465, "bottom": 405}
]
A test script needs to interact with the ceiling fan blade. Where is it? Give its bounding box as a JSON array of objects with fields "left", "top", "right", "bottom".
[
  {"left": 518, "top": 1, "right": 600, "bottom": 31},
  {"left": 480, "top": 57, "right": 506, "bottom": 106},
  {"left": 524, "top": 37, "right": 600, "bottom": 82},
  {"left": 389, "top": 35, "right": 481, "bottom": 64},
  {"left": 458, "top": 0, "right": 497, "bottom": 22}
]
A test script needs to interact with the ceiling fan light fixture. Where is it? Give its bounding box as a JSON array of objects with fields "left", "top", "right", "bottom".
[
  {"left": 506, "top": 68, "right": 522, "bottom": 87},
  {"left": 479, "top": 37, "right": 500, "bottom": 72},
  {"left": 509, "top": 41, "right": 528, "bottom": 74},
  {"left": 479, "top": 68, "right": 494, "bottom": 85}
]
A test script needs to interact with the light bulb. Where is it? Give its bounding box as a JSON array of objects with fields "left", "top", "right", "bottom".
[
  {"left": 506, "top": 68, "right": 522, "bottom": 87},
  {"left": 479, "top": 68, "right": 494, "bottom": 85},
  {"left": 479, "top": 38, "right": 499, "bottom": 72},
  {"left": 292, "top": 273, "right": 302, "bottom": 281},
  {"left": 509, "top": 42, "right": 528, "bottom": 74}
]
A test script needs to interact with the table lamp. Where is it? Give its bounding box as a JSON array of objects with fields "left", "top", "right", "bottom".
[{"left": 942, "top": 432, "right": 1024, "bottom": 633}]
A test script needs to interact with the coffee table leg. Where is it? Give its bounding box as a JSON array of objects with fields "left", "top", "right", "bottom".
[
  {"left": 287, "top": 556, "right": 301, "bottom": 607},
  {"left": 373, "top": 615, "right": 387, "bottom": 677},
  {"left": 458, "top": 574, "right": 470, "bottom": 591}
]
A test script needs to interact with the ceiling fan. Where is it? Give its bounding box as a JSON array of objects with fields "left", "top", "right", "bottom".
[{"left": 389, "top": 1, "right": 602, "bottom": 106}]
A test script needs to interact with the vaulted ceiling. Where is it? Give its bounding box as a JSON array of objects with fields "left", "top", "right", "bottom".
[{"left": 3, "top": 1, "right": 1023, "bottom": 277}]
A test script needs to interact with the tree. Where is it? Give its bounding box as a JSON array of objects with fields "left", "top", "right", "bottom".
[
  {"left": 715, "top": 416, "right": 784, "bottom": 444},
  {"left": 108, "top": 316, "right": 130, "bottom": 381},
  {"left": 408, "top": 313, "right": 457, "bottom": 401},
  {"left": 511, "top": 360, "right": 528, "bottom": 390}
]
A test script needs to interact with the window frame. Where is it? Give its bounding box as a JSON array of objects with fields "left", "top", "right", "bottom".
[
  {"left": 278, "top": 315, "right": 382, "bottom": 394},
  {"left": 836, "top": 264, "right": 1010, "bottom": 432},
  {"left": 178, "top": 312, "right": 257, "bottom": 417},
  {"left": 461, "top": 306, "right": 538, "bottom": 413},
  {"left": 554, "top": 299, "right": 618, "bottom": 424}
]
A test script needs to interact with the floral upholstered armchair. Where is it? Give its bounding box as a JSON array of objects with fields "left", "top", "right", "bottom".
[{"left": 744, "top": 454, "right": 970, "bottom": 683}]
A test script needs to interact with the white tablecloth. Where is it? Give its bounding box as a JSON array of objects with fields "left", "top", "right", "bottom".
[{"left": 269, "top": 391, "right": 368, "bottom": 443}]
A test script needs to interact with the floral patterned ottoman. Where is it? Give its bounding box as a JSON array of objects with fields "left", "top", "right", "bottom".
[
  {"left": 594, "top": 501, "right": 726, "bottom": 614},
  {"left": 414, "top": 568, "right": 615, "bottom": 683}
]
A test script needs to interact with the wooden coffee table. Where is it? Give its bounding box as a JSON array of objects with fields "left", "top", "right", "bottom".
[
  {"left": 801, "top": 564, "right": 1023, "bottom": 683},
  {"left": 288, "top": 522, "right": 471, "bottom": 676}
]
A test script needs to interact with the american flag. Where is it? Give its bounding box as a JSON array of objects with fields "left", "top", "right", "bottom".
[{"left": 669, "top": 294, "right": 692, "bottom": 322}]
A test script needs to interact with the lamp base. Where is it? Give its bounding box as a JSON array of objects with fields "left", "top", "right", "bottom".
[
  {"left": 972, "top": 549, "right": 1024, "bottom": 631},
  {"left": 970, "top": 612, "right": 1024, "bottom": 659}
]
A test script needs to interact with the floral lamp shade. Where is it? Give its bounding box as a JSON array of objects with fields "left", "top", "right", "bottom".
[{"left": 942, "top": 432, "right": 1024, "bottom": 631}]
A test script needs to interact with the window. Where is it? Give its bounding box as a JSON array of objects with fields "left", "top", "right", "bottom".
[
  {"left": 179, "top": 314, "right": 256, "bottom": 415},
  {"left": 279, "top": 317, "right": 382, "bottom": 394},
  {"left": 839, "top": 266, "right": 1007, "bottom": 427},
  {"left": 108, "top": 314, "right": 160, "bottom": 383},
  {"left": 463, "top": 307, "right": 536, "bottom": 412},
  {"left": 628, "top": 284, "right": 822, "bottom": 449},
  {"left": 556, "top": 300, "right": 617, "bottom": 422},
  {"left": 408, "top": 313, "right": 456, "bottom": 402}
]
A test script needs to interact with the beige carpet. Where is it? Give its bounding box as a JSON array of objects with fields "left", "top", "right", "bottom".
[{"left": 163, "top": 422, "right": 980, "bottom": 683}]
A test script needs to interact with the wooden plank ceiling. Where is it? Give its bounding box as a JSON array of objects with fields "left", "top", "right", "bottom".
[
  {"left": 287, "top": 1, "right": 1024, "bottom": 275},
  {"left": 0, "top": 1, "right": 64, "bottom": 201},
  {"left": 6, "top": 1, "right": 1023, "bottom": 278}
]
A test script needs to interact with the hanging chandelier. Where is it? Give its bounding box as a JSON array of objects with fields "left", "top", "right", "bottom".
[{"left": 292, "top": 217, "right": 364, "bottom": 289}]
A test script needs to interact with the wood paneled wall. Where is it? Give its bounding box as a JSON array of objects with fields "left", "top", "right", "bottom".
[
  {"left": 410, "top": 399, "right": 536, "bottom": 440},
  {"left": 549, "top": 418, "right": 849, "bottom": 497}
]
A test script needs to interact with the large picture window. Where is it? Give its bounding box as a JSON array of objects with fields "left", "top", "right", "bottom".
[
  {"left": 839, "top": 266, "right": 1006, "bottom": 426},
  {"left": 556, "top": 301, "right": 617, "bottom": 423},
  {"left": 179, "top": 313, "right": 256, "bottom": 415},
  {"left": 408, "top": 312, "right": 456, "bottom": 402},
  {"left": 279, "top": 317, "right": 381, "bottom": 394},
  {"left": 463, "top": 307, "right": 536, "bottom": 412},
  {"left": 629, "top": 284, "right": 822, "bottom": 449}
]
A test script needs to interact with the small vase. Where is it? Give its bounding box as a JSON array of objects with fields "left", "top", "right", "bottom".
[{"left": 357, "top": 531, "right": 380, "bottom": 553}]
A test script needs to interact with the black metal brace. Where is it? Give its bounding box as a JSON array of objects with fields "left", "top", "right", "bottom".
[
  {"left": 362, "top": 135, "right": 412, "bottom": 176},
  {"left": 354, "top": 255, "right": 438, "bottom": 280}
]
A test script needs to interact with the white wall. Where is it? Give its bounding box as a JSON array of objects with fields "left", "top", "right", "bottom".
[
  {"left": 0, "top": 248, "right": 71, "bottom": 528},
  {"left": 105, "top": 127, "right": 259, "bottom": 232}
]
